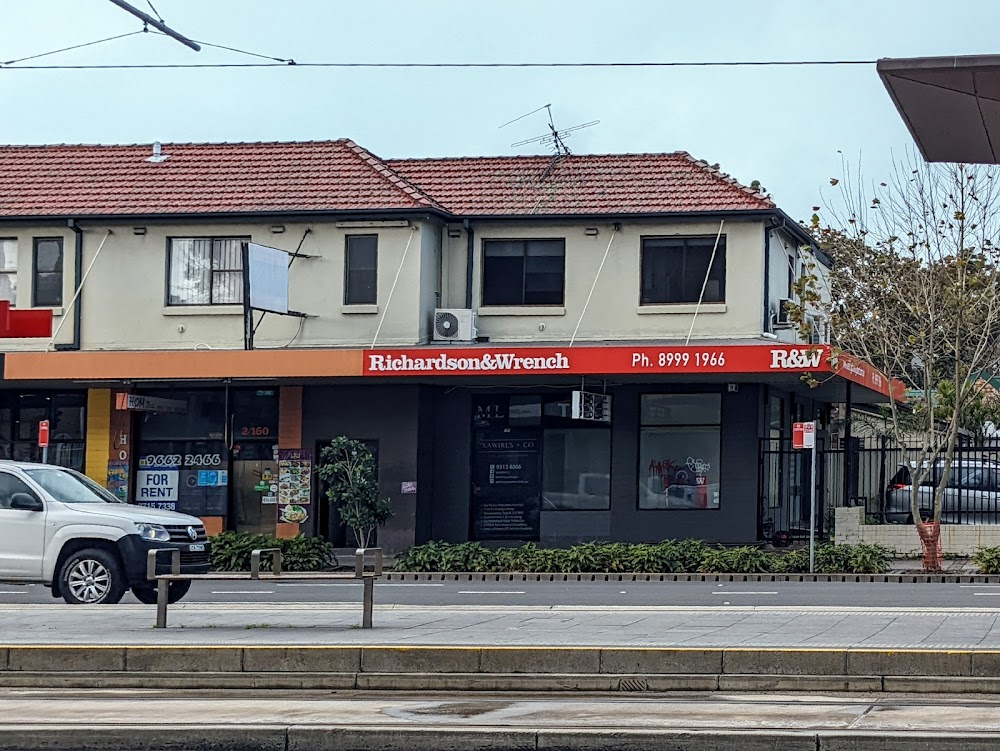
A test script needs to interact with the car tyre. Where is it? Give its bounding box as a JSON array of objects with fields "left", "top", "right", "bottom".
[
  {"left": 59, "top": 548, "right": 127, "bottom": 605},
  {"left": 130, "top": 580, "right": 192, "bottom": 605}
]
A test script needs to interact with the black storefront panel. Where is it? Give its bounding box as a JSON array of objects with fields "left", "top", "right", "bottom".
[{"left": 471, "top": 431, "right": 542, "bottom": 540}]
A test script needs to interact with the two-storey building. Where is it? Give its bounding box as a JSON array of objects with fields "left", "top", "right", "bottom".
[{"left": 0, "top": 140, "right": 894, "bottom": 551}]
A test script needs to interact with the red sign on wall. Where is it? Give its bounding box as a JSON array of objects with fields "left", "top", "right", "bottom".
[
  {"left": 362, "top": 344, "right": 902, "bottom": 399},
  {"left": 37, "top": 420, "right": 50, "bottom": 448}
]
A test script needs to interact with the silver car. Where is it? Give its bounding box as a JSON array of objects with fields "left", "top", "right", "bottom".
[{"left": 884, "top": 459, "right": 1000, "bottom": 524}]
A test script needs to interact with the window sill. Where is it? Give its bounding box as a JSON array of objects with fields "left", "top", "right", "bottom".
[
  {"left": 25, "top": 306, "right": 63, "bottom": 317},
  {"left": 162, "top": 305, "right": 244, "bottom": 316},
  {"left": 342, "top": 304, "right": 378, "bottom": 315},
  {"left": 478, "top": 306, "right": 566, "bottom": 317},
  {"left": 637, "top": 303, "right": 727, "bottom": 315}
]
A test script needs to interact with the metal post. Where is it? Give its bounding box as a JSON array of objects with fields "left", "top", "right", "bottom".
[
  {"left": 843, "top": 381, "right": 853, "bottom": 507},
  {"left": 155, "top": 578, "right": 169, "bottom": 629},
  {"left": 362, "top": 576, "right": 374, "bottom": 629},
  {"left": 809, "top": 420, "right": 818, "bottom": 574},
  {"left": 41, "top": 446, "right": 48, "bottom": 464}
]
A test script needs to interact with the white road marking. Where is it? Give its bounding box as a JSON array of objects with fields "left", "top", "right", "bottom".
[
  {"left": 0, "top": 591, "right": 27, "bottom": 595},
  {"left": 274, "top": 583, "right": 444, "bottom": 588},
  {"left": 973, "top": 593, "right": 1000, "bottom": 596},
  {"left": 711, "top": 591, "right": 779, "bottom": 596},
  {"left": 458, "top": 591, "right": 526, "bottom": 595},
  {"left": 210, "top": 590, "right": 275, "bottom": 595}
]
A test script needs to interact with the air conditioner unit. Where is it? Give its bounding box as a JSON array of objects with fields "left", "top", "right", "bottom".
[
  {"left": 775, "top": 298, "right": 794, "bottom": 328},
  {"left": 571, "top": 391, "right": 612, "bottom": 423},
  {"left": 433, "top": 308, "right": 477, "bottom": 342}
]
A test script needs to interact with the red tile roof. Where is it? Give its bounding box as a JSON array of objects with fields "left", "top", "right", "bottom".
[
  {"left": 0, "top": 140, "right": 773, "bottom": 219},
  {"left": 387, "top": 152, "right": 774, "bottom": 215}
]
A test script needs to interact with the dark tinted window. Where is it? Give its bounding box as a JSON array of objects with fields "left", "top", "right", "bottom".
[
  {"left": 641, "top": 236, "right": 726, "bottom": 305},
  {"left": 32, "top": 238, "right": 63, "bottom": 307},
  {"left": 344, "top": 235, "right": 378, "bottom": 305},
  {"left": 482, "top": 239, "right": 565, "bottom": 306}
]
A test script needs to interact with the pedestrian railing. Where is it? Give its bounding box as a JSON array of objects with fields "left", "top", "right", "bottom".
[{"left": 145, "top": 547, "right": 383, "bottom": 629}]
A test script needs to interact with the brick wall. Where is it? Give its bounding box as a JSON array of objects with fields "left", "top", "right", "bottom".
[{"left": 836, "top": 506, "right": 1000, "bottom": 555}]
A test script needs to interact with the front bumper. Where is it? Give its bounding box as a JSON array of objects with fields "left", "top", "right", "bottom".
[{"left": 117, "top": 535, "right": 212, "bottom": 584}]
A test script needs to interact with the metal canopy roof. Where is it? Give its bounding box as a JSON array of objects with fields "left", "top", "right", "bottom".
[{"left": 878, "top": 54, "right": 1000, "bottom": 164}]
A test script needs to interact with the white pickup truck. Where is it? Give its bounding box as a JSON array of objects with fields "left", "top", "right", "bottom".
[{"left": 0, "top": 461, "right": 210, "bottom": 604}]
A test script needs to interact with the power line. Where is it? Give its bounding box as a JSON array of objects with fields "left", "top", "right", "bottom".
[
  {"left": 145, "top": 0, "right": 164, "bottom": 23},
  {"left": 1, "top": 31, "right": 145, "bottom": 66},
  {"left": 0, "top": 58, "right": 879, "bottom": 71}
]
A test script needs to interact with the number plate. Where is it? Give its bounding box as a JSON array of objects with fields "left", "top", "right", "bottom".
[{"left": 188, "top": 543, "right": 206, "bottom": 552}]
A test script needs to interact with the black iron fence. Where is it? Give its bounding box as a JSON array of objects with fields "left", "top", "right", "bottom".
[{"left": 758, "top": 438, "right": 1000, "bottom": 541}]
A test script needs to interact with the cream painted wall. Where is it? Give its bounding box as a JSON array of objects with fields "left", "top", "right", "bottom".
[
  {"left": 444, "top": 219, "right": 769, "bottom": 344},
  {"left": 0, "top": 228, "right": 77, "bottom": 351},
  {"left": 0, "top": 220, "right": 430, "bottom": 352}
]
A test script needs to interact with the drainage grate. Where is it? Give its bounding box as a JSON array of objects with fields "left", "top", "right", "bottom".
[{"left": 618, "top": 677, "right": 650, "bottom": 692}]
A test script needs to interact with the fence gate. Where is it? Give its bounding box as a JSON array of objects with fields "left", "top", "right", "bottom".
[{"left": 758, "top": 438, "right": 826, "bottom": 543}]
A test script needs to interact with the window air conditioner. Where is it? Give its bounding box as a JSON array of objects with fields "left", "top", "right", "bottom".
[
  {"left": 775, "top": 298, "right": 794, "bottom": 328},
  {"left": 433, "top": 308, "right": 477, "bottom": 342}
]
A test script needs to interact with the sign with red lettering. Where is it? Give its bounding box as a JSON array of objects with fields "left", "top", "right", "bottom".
[
  {"left": 37, "top": 420, "right": 49, "bottom": 448},
  {"left": 362, "top": 344, "right": 903, "bottom": 399},
  {"left": 793, "top": 421, "right": 816, "bottom": 450}
]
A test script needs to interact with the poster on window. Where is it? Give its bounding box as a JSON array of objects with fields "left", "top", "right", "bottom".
[
  {"left": 472, "top": 433, "right": 541, "bottom": 540},
  {"left": 278, "top": 449, "right": 313, "bottom": 506},
  {"left": 639, "top": 427, "right": 721, "bottom": 510}
]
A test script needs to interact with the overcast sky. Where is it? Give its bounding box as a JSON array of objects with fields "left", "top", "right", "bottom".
[{"left": 2, "top": 0, "right": 997, "bottom": 220}]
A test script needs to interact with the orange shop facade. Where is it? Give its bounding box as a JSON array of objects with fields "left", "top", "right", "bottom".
[{"left": 2, "top": 343, "right": 897, "bottom": 551}]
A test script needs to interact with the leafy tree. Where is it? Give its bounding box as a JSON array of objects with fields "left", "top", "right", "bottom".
[
  {"left": 795, "top": 154, "right": 1000, "bottom": 570},
  {"left": 316, "top": 437, "right": 393, "bottom": 548}
]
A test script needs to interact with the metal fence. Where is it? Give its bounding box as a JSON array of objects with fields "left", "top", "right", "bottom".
[{"left": 758, "top": 438, "right": 1000, "bottom": 541}]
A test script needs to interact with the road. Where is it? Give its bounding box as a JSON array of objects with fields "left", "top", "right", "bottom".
[{"left": 4, "top": 578, "right": 1000, "bottom": 607}]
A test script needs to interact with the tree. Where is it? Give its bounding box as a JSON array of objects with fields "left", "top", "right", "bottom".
[
  {"left": 316, "top": 437, "right": 394, "bottom": 548},
  {"left": 796, "top": 154, "right": 1000, "bottom": 571}
]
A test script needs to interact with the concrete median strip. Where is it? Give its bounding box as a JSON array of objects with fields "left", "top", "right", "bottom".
[{"left": 3, "top": 645, "right": 1000, "bottom": 693}]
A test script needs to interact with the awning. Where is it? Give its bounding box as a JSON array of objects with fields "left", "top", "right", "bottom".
[{"left": 878, "top": 54, "right": 1000, "bottom": 163}]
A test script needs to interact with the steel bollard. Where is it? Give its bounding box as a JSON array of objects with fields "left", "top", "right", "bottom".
[
  {"left": 362, "top": 576, "right": 374, "bottom": 629},
  {"left": 355, "top": 548, "right": 382, "bottom": 629},
  {"left": 147, "top": 548, "right": 180, "bottom": 629},
  {"left": 251, "top": 548, "right": 282, "bottom": 579}
]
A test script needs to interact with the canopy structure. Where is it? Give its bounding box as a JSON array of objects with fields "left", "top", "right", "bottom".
[{"left": 878, "top": 54, "right": 1000, "bottom": 164}]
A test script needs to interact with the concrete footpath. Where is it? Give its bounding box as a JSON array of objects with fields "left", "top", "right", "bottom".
[{"left": 1, "top": 689, "right": 1000, "bottom": 750}]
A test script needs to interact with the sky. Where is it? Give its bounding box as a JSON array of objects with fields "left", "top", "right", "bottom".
[{"left": 1, "top": 0, "right": 998, "bottom": 221}]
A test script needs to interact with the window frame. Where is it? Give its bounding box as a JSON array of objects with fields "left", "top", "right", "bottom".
[
  {"left": 0, "top": 470, "right": 41, "bottom": 510},
  {"left": 637, "top": 392, "right": 723, "bottom": 512},
  {"left": 639, "top": 235, "right": 727, "bottom": 306},
  {"left": 343, "top": 234, "right": 379, "bottom": 306},
  {"left": 0, "top": 238, "right": 17, "bottom": 305},
  {"left": 31, "top": 237, "right": 64, "bottom": 308},
  {"left": 166, "top": 236, "right": 249, "bottom": 307},
  {"left": 481, "top": 238, "right": 566, "bottom": 307}
]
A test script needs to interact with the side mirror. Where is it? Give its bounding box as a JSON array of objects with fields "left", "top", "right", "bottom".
[{"left": 10, "top": 493, "right": 43, "bottom": 512}]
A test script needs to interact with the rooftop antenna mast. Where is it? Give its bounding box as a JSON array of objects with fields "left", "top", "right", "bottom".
[{"left": 502, "top": 104, "right": 599, "bottom": 156}]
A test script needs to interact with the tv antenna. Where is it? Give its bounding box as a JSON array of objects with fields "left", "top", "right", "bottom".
[{"left": 501, "top": 104, "right": 599, "bottom": 156}]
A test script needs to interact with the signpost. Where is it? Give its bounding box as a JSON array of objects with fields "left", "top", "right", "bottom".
[
  {"left": 38, "top": 420, "right": 49, "bottom": 464},
  {"left": 793, "top": 421, "right": 818, "bottom": 572}
]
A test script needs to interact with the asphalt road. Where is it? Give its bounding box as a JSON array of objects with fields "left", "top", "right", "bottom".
[{"left": 5, "top": 578, "right": 1000, "bottom": 608}]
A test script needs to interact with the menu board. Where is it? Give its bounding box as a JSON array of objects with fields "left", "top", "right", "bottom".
[
  {"left": 472, "top": 433, "right": 541, "bottom": 541},
  {"left": 278, "top": 449, "right": 312, "bottom": 524}
]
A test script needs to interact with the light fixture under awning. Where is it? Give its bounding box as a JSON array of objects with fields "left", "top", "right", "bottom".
[{"left": 878, "top": 54, "right": 1000, "bottom": 164}]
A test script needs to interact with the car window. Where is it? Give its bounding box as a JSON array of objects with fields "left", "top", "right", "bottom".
[
  {"left": 0, "top": 472, "right": 40, "bottom": 509},
  {"left": 949, "top": 467, "right": 984, "bottom": 490},
  {"left": 23, "top": 467, "right": 121, "bottom": 504}
]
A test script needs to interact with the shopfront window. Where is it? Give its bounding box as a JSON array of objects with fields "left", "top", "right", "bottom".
[
  {"left": 2, "top": 393, "right": 86, "bottom": 471},
  {"left": 639, "top": 394, "right": 721, "bottom": 510},
  {"left": 542, "top": 429, "right": 611, "bottom": 511}
]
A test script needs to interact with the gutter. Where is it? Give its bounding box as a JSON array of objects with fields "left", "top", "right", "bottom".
[
  {"left": 55, "top": 220, "right": 83, "bottom": 352},
  {"left": 763, "top": 225, "right": 771, "bottom": 335}
]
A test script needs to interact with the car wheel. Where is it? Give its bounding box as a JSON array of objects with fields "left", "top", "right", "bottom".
[
  {"left": 130, "top": 580, "right": 192, "bottom": 605},
  {"left": 59, "top": 548, "right": 127, "bottom": 605}
]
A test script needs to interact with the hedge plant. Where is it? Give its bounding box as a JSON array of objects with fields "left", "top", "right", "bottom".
[
  {"left": 393, "top": 540, "right": 893, "bottom": 575},
  {"left": 210, "top": 531, "right": 336, "bottom": 572}
]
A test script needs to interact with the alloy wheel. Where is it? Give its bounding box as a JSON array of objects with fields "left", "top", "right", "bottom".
[{"left": 67, "top": 559, "right": 112, "bottom": 603}]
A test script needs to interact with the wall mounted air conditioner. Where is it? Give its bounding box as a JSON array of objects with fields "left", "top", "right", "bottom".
[
  {"left": 433, "top": 308, "right": 477, "bottom": 342},
  {"left": 775, "top": 298, "right": 794, "bottom": 328}
]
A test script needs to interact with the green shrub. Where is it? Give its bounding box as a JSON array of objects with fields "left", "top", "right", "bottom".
[
  {"left": 975, "top": 546, "right": 1000, "bottom": 574},
  {"left": 210, "top": 531, "right": 335, "bottom": 572}
]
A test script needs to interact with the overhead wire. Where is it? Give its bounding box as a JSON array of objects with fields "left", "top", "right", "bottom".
[
  {"left": 145, "top": 0, "right": 164, "bottom": 23},
  {"left": 0, "top": 58, "right": 879, "bottom": 71},
  {"left": 1, "top": 31, "right": 145, "bottom": 66}
]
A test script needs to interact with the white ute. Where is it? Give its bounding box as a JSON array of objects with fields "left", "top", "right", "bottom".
[{"left": 0, "top": 462, "right": 210, "bottom": 604}]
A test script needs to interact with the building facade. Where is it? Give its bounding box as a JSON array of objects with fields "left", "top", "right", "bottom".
[{"left": 0, "top": 140, "right": 894, "bottom": 550}]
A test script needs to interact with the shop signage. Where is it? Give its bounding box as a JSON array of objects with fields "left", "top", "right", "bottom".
[
  {"left": 117, "top": 394, "right": 187, "bottom": 414},
  {"left": 362, "top": 345, "right": 903, "bottom": 400},
  {"left": 136, "top": 468, "right": 179, "bottom": 505},
  {"left": 472, "top": 433, "right": 541, "bottom": 541}
]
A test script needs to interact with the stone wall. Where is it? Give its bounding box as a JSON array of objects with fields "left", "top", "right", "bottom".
[{"left": 835, "top": 506, "right": 1000, "bottom": 556}]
